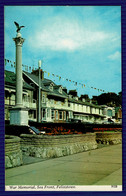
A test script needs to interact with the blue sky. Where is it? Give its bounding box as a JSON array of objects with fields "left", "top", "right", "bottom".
[{"left": 4, "top": 6, "right": 121, "bottom": 98}]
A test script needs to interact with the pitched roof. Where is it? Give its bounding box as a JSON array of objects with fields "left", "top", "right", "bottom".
[
  {"left": 5, "top": 70, "right": 34, "bottom": 90},
  {"left": 23, "top": 71, "right": 68, "bottom": 98},
  {"left": 68, "top": 97, "right": 102, "bottom": 108}
]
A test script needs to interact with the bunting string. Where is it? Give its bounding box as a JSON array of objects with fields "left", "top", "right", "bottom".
[{"left": 4, "top": 58, "right": 107, "bottom": 93}]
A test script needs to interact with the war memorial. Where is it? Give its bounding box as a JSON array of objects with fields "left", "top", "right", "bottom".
[{"left": 5, "top": 21, "right": 122, "bottom": 192}]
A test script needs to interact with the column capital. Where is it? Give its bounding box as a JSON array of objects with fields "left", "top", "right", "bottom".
[{"left": 13, "top": 36, "right": 25, "bottom": 46}]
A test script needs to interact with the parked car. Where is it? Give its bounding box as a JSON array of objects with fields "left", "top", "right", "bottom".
[{"left": 68, "top": 119, "right": 82, "bottom": 123}]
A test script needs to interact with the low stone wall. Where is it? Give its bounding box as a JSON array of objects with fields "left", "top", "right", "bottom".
[
  {"left": 96, "top": 132, "right": 122, "bottom": 145},
  {"left": 5, "top": 135, "right": 23, "bottom": 169},
  {"left": 20, "top": 133, "right": 97, "bottom": 158}
]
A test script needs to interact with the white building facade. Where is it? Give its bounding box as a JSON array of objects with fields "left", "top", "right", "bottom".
[{"left": 5, "top": 70, "right": 115, "bottom": 124}]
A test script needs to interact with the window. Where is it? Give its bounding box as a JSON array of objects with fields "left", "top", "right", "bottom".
[
  {"left": 86, "top": 116, "right": 88, "bottom": 120},
  {"left": 107, "top": 109, "right": 112, "bottom": 117},
  {"left": 34, "top": 110, "right": 36, "bottom": 119},
  {"left": 42, "top": 109, "right": 46, "bottom": 119},
  {"left": 83, "top": 105, "right": 86, "bottom": 112},
  {"left": 42, "top": 94, "right": 46, "bottom": 103},
  {"left": 59, "top": 111, "right": 63, "bottom": 120},
  {"left": 69, "top": 111, "right": 73, "bottom": 118},
  {"left": 47, "top": 109, "right": 50, "bottom": 118},
  {"left": 49, "top": 83, "right": 54, "bottom": 91},
  {"left": 50, "top": 86, "right": 53, "bottom": 91},
  {"left": 56, "top": 110, "right": 58, "bottom": 120},
  {"left": 29, "top": 110, "right": 33, "bottom": 118},
  {"left": 59, "top": 87, "right": 62, "bottom": 94},
  {"left": 64, "top": 111, "right": 66, "bottom": 120},
  {"left": 99, "top": 109, "right": 100, "bottom": 114},
  {"left": 51, "top": 110, "right": 55, "bottom": 119}
]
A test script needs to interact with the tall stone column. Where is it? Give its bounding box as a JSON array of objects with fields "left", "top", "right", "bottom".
[
  {"left": 13, "top": 33, "right": 24, "bottom": 107},
  {"left": 10, "top": 32, "right": 28, "bottom": 126}
]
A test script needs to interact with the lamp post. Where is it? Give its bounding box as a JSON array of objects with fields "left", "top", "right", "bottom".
[{"left": 38, "top": 60, "right": 41, "bottom": 123}]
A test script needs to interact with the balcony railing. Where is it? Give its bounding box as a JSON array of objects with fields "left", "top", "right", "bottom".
[
  {"left": 23, "top": 99, "right": 36, "bottom": 108},
  {"left": 42, "top": 101, "right": 69, "bottom": 110},
  {"left": 5, "top": 98, "right": 36, "bottom": 108}
]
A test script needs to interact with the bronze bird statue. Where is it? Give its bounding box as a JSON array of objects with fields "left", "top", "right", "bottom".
[{"left": 14, "top": 21, "right": 25, "bottom": 33}]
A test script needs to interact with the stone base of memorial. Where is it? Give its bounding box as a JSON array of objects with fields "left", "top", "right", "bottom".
[
  {"left": 20, "top": 133, "right": 97, "bottom": 159},
  {"left": 5, "top": 135, "right": 23, "bottom": 169},
  {"left": 10, "top": 107, "right": 28, "bottom": 126},
  {"left": 96, "top": 132, "right": 122, "bottom": 145}
]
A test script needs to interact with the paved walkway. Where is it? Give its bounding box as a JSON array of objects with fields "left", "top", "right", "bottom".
[{"left": 5, "top": 144, "right": 122, "bottom": 187}]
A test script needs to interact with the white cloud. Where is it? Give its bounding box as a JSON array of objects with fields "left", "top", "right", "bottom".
[
  {"left": 108, "top": 51, "right": 121, "bottom": 60},
  {"left": 28, "top": 19, "right": 119, "bottom": 52}
]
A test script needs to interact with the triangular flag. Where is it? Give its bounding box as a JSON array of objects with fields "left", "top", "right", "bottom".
[{"left": 48, "top": 73, "right": 50, "bottom": 77}]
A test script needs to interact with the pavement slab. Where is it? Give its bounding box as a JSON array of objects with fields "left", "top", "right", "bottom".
[{"left": 5, "top": 144, "right": 122, "bottom": 186}]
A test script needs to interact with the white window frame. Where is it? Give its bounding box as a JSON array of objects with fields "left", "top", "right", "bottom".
[
  {"left": 51, "top": 110, "right": 55, "bottom": 119},
  {"left": 56, "top": 110, "right": 58, "bottom": 120},
  {"left": 42, "top": 108, "right": 46, "bottom": 119},
  {"left": 59, "top": 87, "right": 62, "bottom": 94},
  {"left": 59, "top": 111, "right": 63, "bottom": 120},
  {"left": 49, "top": 83, "right": 54, "bottom": 91},
  {"left": 64, "top": 111, "right": 66, "bottom": 120},
  {"left": 47, "top": 108, "right": 50, "bottom": 118}
]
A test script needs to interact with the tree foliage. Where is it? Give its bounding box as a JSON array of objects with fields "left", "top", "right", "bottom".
[{"left": 96, "top": 92, "right": 122, "bottom": 106}]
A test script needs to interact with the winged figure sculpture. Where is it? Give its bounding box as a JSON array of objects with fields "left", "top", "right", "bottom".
[{"left": 14, "top": 21, "right": 25, "bottom": 33}]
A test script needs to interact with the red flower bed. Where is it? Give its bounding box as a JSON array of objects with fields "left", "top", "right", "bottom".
[
  {"left": 93, "top": 127, "right": 122, "bottom": 132},
  {"left": 37, "top": 126, "right": 82, "bottom": 135}
]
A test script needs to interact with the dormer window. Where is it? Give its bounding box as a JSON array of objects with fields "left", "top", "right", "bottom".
[
  {"left": 69, "top": 95, "right": 72, "bottom": 99},
  {"left": 82, "top": 98, "right": 85, "bottom": 102},
  {"left": 74, "top": 97, "right": 78, "bottom": 101},
  {"left": 49, "top": 83, "right": 54, "bottom": 91},
  {"left": 59, "top": 86, "right": 62, "bottom": 94}
]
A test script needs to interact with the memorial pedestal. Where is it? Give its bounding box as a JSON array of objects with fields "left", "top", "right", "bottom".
[{"left": 10, "top": 107, "right": 29, "bottom": 126}]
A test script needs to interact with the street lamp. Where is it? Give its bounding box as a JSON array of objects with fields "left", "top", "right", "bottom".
[{"left": 38, "top": 60, "right": 41, "bottom": 123}]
